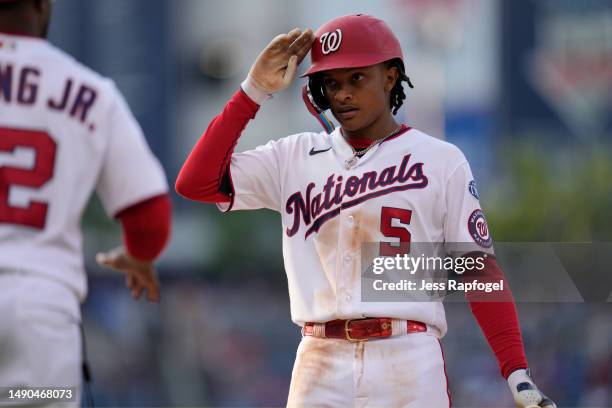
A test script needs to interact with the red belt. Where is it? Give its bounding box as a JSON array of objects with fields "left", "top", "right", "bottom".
[{"left": 303, "top": 318, "right": 427, "bottom": 341}]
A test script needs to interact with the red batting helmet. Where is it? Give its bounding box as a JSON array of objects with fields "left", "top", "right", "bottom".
[{"left": 302, "top": 14, "right": 403, "bottom": 77}]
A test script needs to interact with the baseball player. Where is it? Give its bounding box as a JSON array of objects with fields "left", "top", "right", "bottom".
[
  {"left": 177, "top": 14, "right": 556, "bottom": 408},
  {"left": 0, "top": 0, "right": 171, "bottom": 405}
]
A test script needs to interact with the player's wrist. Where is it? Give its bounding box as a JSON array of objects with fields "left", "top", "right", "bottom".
[
  {"left": 507, "top": 368, "right": 557, "bottom": 408},
  {"left": 124, "top": 250, "right": 154, "bottom": 268},
  {"left": 507, "top": 368, "right": 532, "bottom": 388},
  {"left": 241, "top": 75, "right": 273, "bottom": 105}
]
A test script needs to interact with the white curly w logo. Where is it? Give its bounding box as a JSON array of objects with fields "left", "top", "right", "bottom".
[{"left": 320, "top": 29, "right": 342, "bottom": 55}]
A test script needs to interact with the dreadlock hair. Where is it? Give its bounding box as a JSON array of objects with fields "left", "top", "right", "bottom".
[
  {"left": 308, "top": 58, "right": 414, "bottom": 116},
  {"left": 0, "top": 1, "right": 21, "bottom": 11}
]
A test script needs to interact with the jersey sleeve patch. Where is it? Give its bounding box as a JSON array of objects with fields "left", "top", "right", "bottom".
[
  {"left": 468, "top": 180, "right": 479, "bottom": 199},
  {"left": 467, "top": 209, "right": 492, "bottom": 248}
]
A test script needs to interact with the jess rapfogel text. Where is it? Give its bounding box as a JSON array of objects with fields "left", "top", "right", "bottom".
[{"left": 372, "top": 279, "right": 504, "bottom": 293}]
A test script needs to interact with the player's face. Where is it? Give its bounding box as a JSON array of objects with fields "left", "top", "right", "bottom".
[{"left": 321, "top": 64, "right": 398, "bottom": 133}]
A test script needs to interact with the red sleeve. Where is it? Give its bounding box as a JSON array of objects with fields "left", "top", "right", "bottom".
[
  {"left": 463, "top": 254, "right": 529, "bottom": 379},
  {"left": 175, "top": 88, "right": 260, "bottom": 203},
  {"left": 116, "top": 194, "right": 172, "bottom": 262}
]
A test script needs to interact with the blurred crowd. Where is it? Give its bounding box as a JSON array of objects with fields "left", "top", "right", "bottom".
[{"left": 82, "top": 277, "right": 611, "bottom": 407}]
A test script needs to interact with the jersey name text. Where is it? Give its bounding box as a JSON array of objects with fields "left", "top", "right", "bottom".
[
  {"left": 285, "top": 153, "right": 428, "bottom": 238},
  {"left": 0, "top": 63, "right": 98, "bottom": 128}
]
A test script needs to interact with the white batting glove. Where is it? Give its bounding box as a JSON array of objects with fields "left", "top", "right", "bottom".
[
  {"left": 507, "top": 369, "right": 557, "bottom": 408},
  {"left": 244, "top": 28, "right": 314, "bottom": 104}
]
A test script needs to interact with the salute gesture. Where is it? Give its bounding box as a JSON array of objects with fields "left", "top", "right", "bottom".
[{"left": 248, "top": 28, "right": 315, "bottom": 95}]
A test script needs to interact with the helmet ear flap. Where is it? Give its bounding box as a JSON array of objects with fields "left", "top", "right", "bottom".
[
  {"left": 308, "top": 76, "right": 331, "bottom": 112},
  {"left": 302, "top": 81, "right": 335, "bottom": 134}
]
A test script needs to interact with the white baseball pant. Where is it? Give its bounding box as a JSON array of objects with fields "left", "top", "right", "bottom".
[
  {"left": 287, "top": 330, "right": 451, "bottom": 407},
  {"left": 0, "top": 272, "right": 81, "bottom": 407}
]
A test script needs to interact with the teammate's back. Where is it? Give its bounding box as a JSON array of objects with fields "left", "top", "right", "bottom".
[
  {"left": 0, "top": 32, "right": 167, "bottom": 299},
  {"left": 0, "top": 1, "right": 170, "bottom": 403}
]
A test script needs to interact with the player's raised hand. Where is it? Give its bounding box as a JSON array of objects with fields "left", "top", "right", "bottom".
[
  {"left": 96, "top": 246, "right": 161, "bottom": 303},
  {"left": 248, "top": 28, "right": 315, "bottom": 94}
]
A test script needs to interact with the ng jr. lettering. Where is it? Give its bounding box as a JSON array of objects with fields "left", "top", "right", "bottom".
[{"left": 1, "top": 63, "right": 98, "bottom": 128}]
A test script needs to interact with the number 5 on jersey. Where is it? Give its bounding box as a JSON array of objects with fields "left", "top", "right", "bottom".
[{"left": 380, "top": 206, "right": 412, "bottom": 256}]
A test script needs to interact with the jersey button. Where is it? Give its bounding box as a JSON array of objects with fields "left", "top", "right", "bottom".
[
  {"left": 343, "top": 253, "right": 352, "bottom": 264},
  {"left": 347, "top": 215, "right": 355, "bottom": 225},
  {"left": 345, "top": 294, "right": 352, "bottom": 302}
]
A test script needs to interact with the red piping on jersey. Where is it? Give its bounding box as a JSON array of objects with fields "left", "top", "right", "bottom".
[
  {"left": 438, "top": 340, "right": 452, "bottom": 407},
  {"left": 345, "top": 136, "right": 372, "bottom": 149},
  {"left": 0, "top": 30, "right": 39, "bottom": 38},
  {"left": 116, "top": 193, "right": 172, "bottom": 262},
  {"left": 343, "top": 124, "right": 411, "bottom": 150},
  {"left": 379, "top": 124, "right": 411, "bottom": 144}
]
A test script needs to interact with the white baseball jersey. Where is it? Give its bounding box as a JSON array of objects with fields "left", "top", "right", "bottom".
[
  {"left": 0, "top": 33, "right": 168, "bottom": 301},
  {"left": 219, "top": 124, "right": 493, "bottom": 336}
]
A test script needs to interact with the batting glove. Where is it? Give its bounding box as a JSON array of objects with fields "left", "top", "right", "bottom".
[
  {"left": 507, "top": 369, "right": 557, "bottom": 408},
  {"left": 246, "top": 28, "right": 314, "bottom": 99}
]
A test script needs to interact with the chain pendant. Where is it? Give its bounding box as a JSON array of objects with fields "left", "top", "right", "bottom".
[
  {"left": 345, "top": 156, "right": 359, "bottom": 169},
  {"left": 343, "top": 125, "right": 403, "bottom": 170}
]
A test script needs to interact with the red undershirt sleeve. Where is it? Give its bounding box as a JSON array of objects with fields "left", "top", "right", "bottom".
[
  {"left": 175, "top": 89, "right": 260, "bottom": 203},
  {"left": 116, "top": 194, "right": 172, "bottom": 262},
  {"left": 462, "top": 253, "right": 529, "bottom": 379}
]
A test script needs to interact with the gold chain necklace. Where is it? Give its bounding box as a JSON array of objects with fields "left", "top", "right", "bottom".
[{"left": 344, "top": 125, "right": 402, "bottom": 169}]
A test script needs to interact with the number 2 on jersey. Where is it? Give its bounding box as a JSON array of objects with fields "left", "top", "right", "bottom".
[
  {"left": 0, "top": 127, "right": 56, "bottom": 229},
  {"left": 380, "top": 206, "right": 412, "bottom": 256}
]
